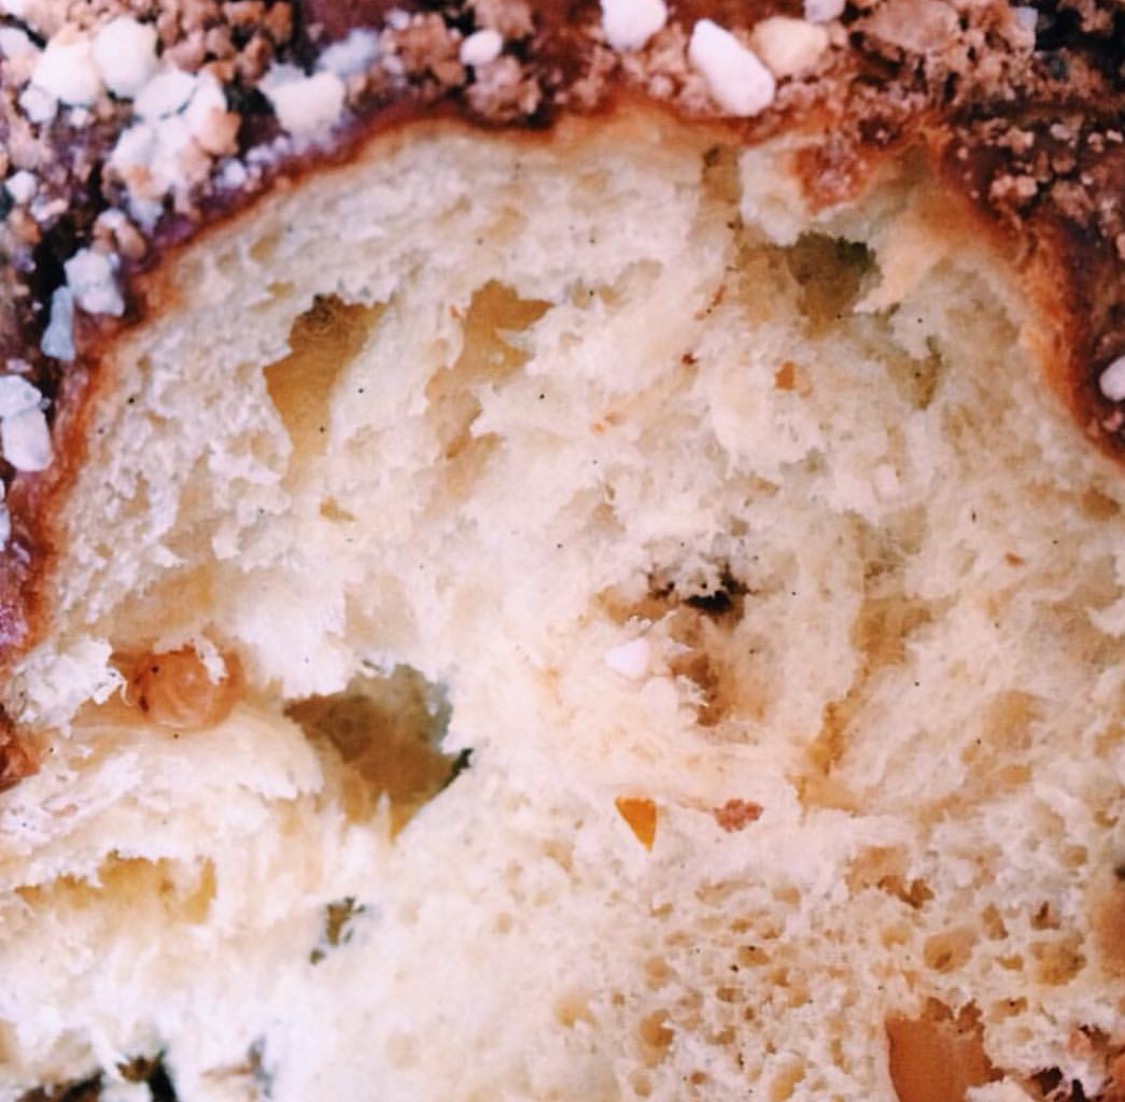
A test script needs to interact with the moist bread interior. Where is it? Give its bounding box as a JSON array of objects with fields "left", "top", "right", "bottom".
[{"left": 1, "top": 108, "right": 1123, "bottom": 1102}]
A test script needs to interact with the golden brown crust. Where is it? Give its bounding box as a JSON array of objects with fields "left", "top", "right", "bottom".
[{"left": 0, "top": 0, "right": 1121, "bottom": 701}]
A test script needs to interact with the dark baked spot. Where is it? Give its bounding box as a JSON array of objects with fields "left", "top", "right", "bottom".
[{"left": 16, "top": 1078, "right": 102, "bottom": 1102}]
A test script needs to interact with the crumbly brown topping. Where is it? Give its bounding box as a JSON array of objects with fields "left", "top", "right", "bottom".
[{"left": 0, "top": 0, "right": 1121, "bottom": 659}]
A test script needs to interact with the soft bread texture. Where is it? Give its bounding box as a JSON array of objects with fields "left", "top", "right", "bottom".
[{"left": 0, "top": 107, "right": 1123, "bottom": 1102}]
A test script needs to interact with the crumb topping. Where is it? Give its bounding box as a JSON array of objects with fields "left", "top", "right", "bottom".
[
  {"left": 600, "top": 0, "right": 668, "bottom": 52},
  {"left": 688, "top": 18, "right": 777, "bottom": 117}
]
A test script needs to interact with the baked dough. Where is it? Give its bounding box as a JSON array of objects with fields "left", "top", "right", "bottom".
[{"left": 0, "top": 1, "right": 1121, "bottom": 1099}]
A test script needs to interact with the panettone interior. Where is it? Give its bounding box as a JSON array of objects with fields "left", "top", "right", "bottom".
[{"left": 0, "top": 111, "right": 1122, "bottom": 1102}]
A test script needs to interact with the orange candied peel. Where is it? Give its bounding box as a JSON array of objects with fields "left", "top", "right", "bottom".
[
  {"left": 886, "top": 1005, "right": 996, "bottom": 1102},
  {"left": 126, "top": 647, "right": 243, "bottom": 732},
  {"left": 712, "top": 798, "right": 763, "bottom": 832},
  {"left": 615, "top": 796, "right": 658, "bottom": 851}
]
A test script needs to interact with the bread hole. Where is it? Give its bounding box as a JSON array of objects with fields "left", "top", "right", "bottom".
[
  {"left": 767, "top": 1058, "right": 807, "bottom": 1102},
  {"left": 881, "top": 921, "right": 911, "bottom": 948},
  {"left": 668, "top": 612, "right": 767, "bottom": 730},
  {"left": 112, "top": 856, "right": 216, "bottom": 925},
  {"left": 880, "top": 876, "right": 935, "bottom": 910},
  {"left": 803, "top": 587, "right": 934, "bottom": 803},
  {"left": 922, "top": 927, "right": 976, "bottom": 973},
  {"left": 773, "top": 359, "right": 812, "bottom": 395},
  {"left": 442, "top": 431, "right": 502, "bottom": 500},
  {"left": 0, "top": 720, "right": 38, "bottom": 792},
  {"left": 248, "top": 223, "right": 286, "bottom": 264},
  {"left": 630, "top": 1072, "right": 653, "bottom": 1099},
  {"left": 644, "top": 955, "right": 674, "bottom": 988},
  {"left": 852, "top": 593, "right": 933, "bottom": 671},
  {"left": 16, "top": 857, "right": 216, "bottom": 926},
  {"left": 199, "top": 1040, "right": 270, "bottom": 1098},
  {"left": 992, "top": 997, "right": 1027, "bottom": 1019},
  {"left": 1035, "top": 583, "right": 1122, "bottom": 672},
  {"left": 1079, "top": 487, "right": 1121, "bottom": 521},
  {"left": 1091, "top": 874, "right": 1125, "bottom": 975},
  {"left": 1032, "top": 937, "right": 1085, "bottom": 985},
  {"left": 1030, "top": 1067, "right": 1090, "bottom": 1102},
  {"left": 285, "top": 665, "right": 464, "bottom": 832},
  {"left": 737, "top": 944, "right": 771, "bottom": 968},
  {"left": 309, "top": 896, "right": 364, "bottom": 965},
  {"left": 1031, "top": 901, "right": 1061, "bottom": 931},
  {"left": 887, "top": 342, "right": 943, "bottom": 411},
  {"left": 554, "top": 993, "right": 596, "bottom": 1028},
  {"left": 959, "top": 691, "right": 1042, "bottom": 799},
  {"left": 712, "top": 1026, "right": 737, "bottom": 1048},
  {"left": 669, "top": 640, "right": 727, "bottom": 728},
  {"left": 638, "top": 1010, "right": 674, "bottom": 1066},
  {"left": 428, "top": 280, "right": 550, "bottom": 448},
  {"left": 599, "top": 561, "right": 753, "bottom": 627},
  {"left": 773, "top": 885, "right": 802, "bottom": 908},
  {"left": 117, "top": 1052, "right": 179, "bottom": 1100},
  {"left": 700, "top": 144, "right": 742, "bottom": 210},
  {"left": 15, "top": 1074, "right": 104, "bottom": 1102},
  {"left": 605, "top": 564, "right": 765, "bottom": 730},
  {"left": 264, "top": 294, "right": 384, "bottom": 467},
  {"left": 423, "top": 282, "right": 549, "bottom": 498},
  {"left": 981, "top": 904, "right": 1008, "bottom": 940},
  {"left": 886, "top": 1004, "right": 998, "bottom": 1102},
  {"left": 319, "top": 497, "right": 357, "bottom": 523},
  {"left": 262, "top": 279, "right": 295, "bottom": 302},
  {"left": 847, "top": 845, "right": 917, "bottom": 900},
  {"left": 782, "top": 234, "right": 874, "bottom": 337}
]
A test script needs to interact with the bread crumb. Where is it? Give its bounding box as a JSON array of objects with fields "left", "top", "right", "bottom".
[{"left": 688, "top": 20, "right": 775, "bottom": 117}]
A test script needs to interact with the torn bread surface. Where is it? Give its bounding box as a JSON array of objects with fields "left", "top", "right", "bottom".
[{"left": 1, "top": 109, "right": 1123, "bottom": 1102}]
